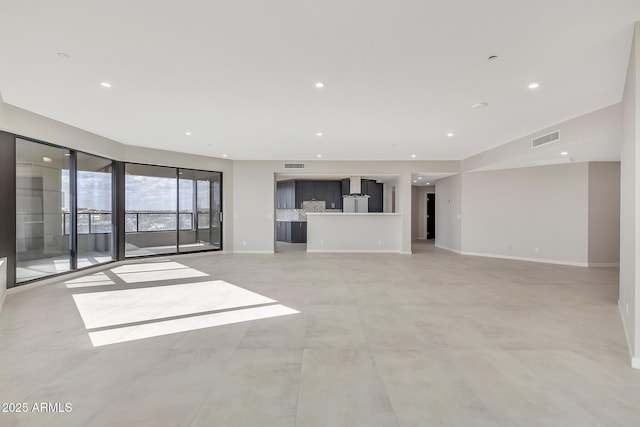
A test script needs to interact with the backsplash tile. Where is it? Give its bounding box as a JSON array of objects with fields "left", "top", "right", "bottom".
[{"left": 276, "top": 200, "right": 341, "bottom": 221}]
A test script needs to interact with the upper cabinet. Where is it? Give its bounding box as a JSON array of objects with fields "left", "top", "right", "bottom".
[
  {"left": 301, "top": 180, "right": 330, "bottom": 207},
  {"left": 341, "top": 178, "right": 350, "bottom": 196},
  {"left": 361, "top": 179, "right": 383, "bottom": 212},
  {"left": 276, "top": 181, "right": 295, "bottom": 209},
  {"left": 326, "top": 181, "right": 342, "bottom": 209},
  {"left": 276, "top": 179, "right": 362, "bottom": 211}
]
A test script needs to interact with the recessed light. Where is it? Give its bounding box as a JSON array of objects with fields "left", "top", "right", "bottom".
[
  {"left": 447, "top": 132, "right": 454, "bottom": 137},
  {"left": 413, "top": 180, "right": 417, "bottom": 183},
  {"left": 528, "top": 82, "right": 540, "bottom": 89},
  {"left": 185, "top": 131, "right": 192, "bottom": 136},
  {"left": 57, "top": 52, "right": 70, "bottom": 59},
  {"left": 316, "top": 132, "right": 323, "bottom": 137},
  {"left": 316, "top": 154, "right": 322, "bottom": 158},
  {"left": 411, "top": 154, "right": 417, "bottom": 158},
  {"left": 222, "top": 154, "right": 228, "bottom": 157},
  {"left": 472, "top": 102, "right": 489, "bottom": 109},
  {"left": 315, "top": 82, "right": 324, "bottom": 88},
  {"left": 100, "top": 82, "right": 112, "bottom": 88},
  {"left": 560, "top": 151, "right": 569, "bottom": 156},
  {"left": 42, "top": 157, "right": 52, "bottom": 163},
  {"left": 426, "top": 182, "right": 431, "bottom": 185},
  {"left": 418, "top": 177, "right": 422, "bottom": 180}
]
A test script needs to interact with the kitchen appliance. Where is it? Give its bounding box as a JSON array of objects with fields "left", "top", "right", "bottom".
[{"left": 342, "top": 194, "right": 369, "bottom": 213}]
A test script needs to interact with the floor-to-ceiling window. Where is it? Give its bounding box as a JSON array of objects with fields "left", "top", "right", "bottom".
[
  {"left": 16, "top": 139, "right": 71, "bottom": 282},
  {"left": 10, "top": 135, "right": 223, "bottom": 286},
  {"left": 125, "top": 164, "right": 178, "bottom": 257},
  {"left": 178, "top": 169, "right": 222, "bottom": 252},
  {"left": 76, "top": 152, "right": 113, "bottom": 267},
  {"left": 124, "top": 164, "right": 222, "bottom": 257}
]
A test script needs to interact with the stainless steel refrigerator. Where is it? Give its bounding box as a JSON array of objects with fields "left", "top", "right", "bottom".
[{"left": 342, "top": 195, "right": 369, "bottom": 213}]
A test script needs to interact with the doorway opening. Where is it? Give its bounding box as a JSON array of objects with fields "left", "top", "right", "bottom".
[{"left": 426, "top": 192, "right": 435, "bottom": 239}]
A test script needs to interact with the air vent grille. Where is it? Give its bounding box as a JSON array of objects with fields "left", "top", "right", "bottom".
[
  {"left": 532, "top": 130, "right": 560, "bottom": 148},
  {"left": 283, "top": 163, "right": 306, "bottom": 169}
]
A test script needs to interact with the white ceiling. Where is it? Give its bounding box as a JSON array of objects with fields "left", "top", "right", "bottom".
[{"left": 1, "top": 1, "right": 639, "bottom": 161}]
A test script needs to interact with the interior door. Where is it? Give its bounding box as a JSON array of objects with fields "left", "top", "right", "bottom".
[{"left": 427, "top": 193, "right": 435, "bottom": 239}]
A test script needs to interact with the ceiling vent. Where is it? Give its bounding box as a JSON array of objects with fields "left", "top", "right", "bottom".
[
  {"left": 532, "top": 130, "right": 560, "bottom": 148},
  {"left": 283, "top": 162, "right": 306, "bottom": 169}
]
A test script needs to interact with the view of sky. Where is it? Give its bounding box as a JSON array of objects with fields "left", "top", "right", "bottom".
[{"left": 62, "top": 171, "right": 200, "bottom": 212}]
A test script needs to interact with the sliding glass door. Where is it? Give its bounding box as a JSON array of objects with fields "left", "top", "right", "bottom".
[
  {"left": 125, "top": 164, "right": 178, "bottom": 257},
  {"left": 16, "top": 139, "right": 71, "bottom": 282},
  {"left": 178, "top": 169, "right": 222, "bottom": 252},
  {"left": 76, "top": 153, "right": 113, "bottom": 267},
  {"left": 12, "top": 136, "right": 223, "bottom": 285}
]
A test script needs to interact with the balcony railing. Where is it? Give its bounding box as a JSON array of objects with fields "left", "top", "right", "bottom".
[{"left": 63, "top": 211, "right": 213, "bottom": 234}]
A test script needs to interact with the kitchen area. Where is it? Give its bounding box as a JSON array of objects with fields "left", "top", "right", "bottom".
[{"left": 275, "top": 176, "right": 402, "bottom": 253}]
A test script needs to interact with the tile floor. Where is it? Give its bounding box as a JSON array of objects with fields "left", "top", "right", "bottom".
[{"left": 0, "top": 241, "right": 639, "bottom": 426}]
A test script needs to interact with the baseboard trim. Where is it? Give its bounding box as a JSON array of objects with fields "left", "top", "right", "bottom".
[
  {"left": 434, "top": 244, "right": 462, "bottom": 254},
  {"left": 588, "top": 262, "right": 620, "bottom": 268},
  {"left": 307, "top": 249, "right": 403, "bottom": 254},
  {"left": 233, "top": 250, "right": 275, "bottom": 254},
  {"left": 633, "top": 357, "right": 640, "bottom": 370},
  {"left": 460, "top": 251, "right": 589, "bottom": 267}
]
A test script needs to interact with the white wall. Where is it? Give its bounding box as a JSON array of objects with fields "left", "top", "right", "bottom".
[
  {"left": 461, "top": 164, "right": 589, "bottom": 265},
  {"left": 588, "top": 162, "right": 620, "bottom": 266},
  {"left": 462, "top": 163, "right": 588, "bottom": 265},
  {"left": 307, "top": 214, "right": 402, "bottom": 253},
  {"left": 232, "top": 161, "right": 277, "bottom": 253},
  {"left": 620, "top": 22, "right": 640, "bottom": 367},
  {"left": 435, "top": 174, "right": 462, "bottom": 253}
]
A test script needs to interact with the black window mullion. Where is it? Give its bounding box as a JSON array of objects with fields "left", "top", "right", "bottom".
[
  {"left": 176, "top": 168, "right": 180, "bottom": 253},
  {"left": 69, "top": 150, "right": 78, "bottom": 270}
]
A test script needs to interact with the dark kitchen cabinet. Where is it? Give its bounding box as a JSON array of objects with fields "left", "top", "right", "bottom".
[
  {"left": 276, "top": 181, "right": 295, "bottom": 209},
  {"left": 302, "top": 181, "right": 327, "bottom": 206},
  {"left": 295, "top": 181, "right": 304, "bottom": 208},
  {"left": 276, "top": 221, "right": 307, "bottom": 243},
  {"left": 361, "top": 179, "right": 383, "bottom": 212},
  {"left": 341, "top": 178, "right": 350, "bottom": 196},
  {"left": 301, "top": 181, "right": 315, "bottom": 203},
  {"left": 285, "top": 180, "right": 344, "bottom": 209},
  {"left": 325, "top": 181, "right": 342, "bottom": 209},
  {"left": 289, "top": 221, "right": 307, "bottom": 243},
  {"left": 276, "top": 221, "right": 288, "bottom": 241}
]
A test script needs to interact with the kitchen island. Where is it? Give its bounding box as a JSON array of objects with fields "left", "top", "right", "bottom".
[{"left": 306, "top": 213, "right": 402, "bottom": 253}]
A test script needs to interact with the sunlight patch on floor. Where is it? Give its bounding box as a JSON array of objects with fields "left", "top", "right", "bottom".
[
  {"left": 65, "top": 272, "right": 115, "bottom": 288},
  {"left": 71, "top": 278, "right": 299, "bottom": 346},
  {"left": 110, "top": 261, "right": 209, "bottom": 283},
  {"left": 88, "top": 303, "right": 299, "bottom": 347}
]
